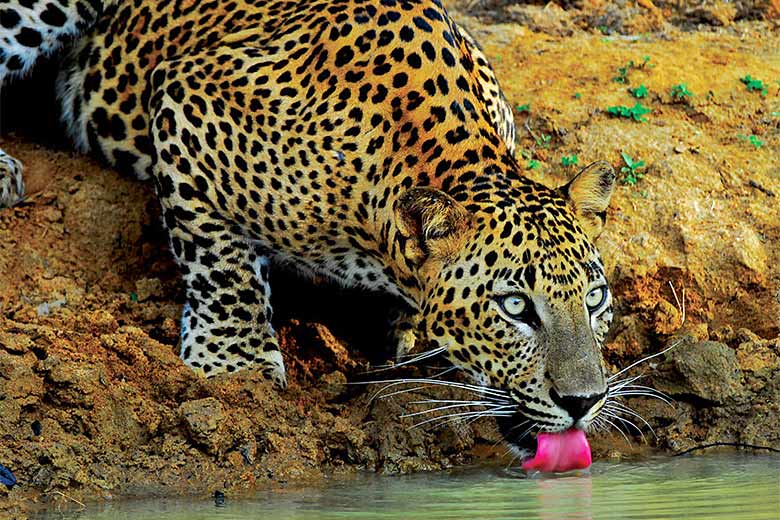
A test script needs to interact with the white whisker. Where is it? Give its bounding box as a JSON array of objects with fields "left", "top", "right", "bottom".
[
  {"left": 365, "top": 346, "right": 447, "bottom": 373},
  {"left": 602, "top": 407, "right": 646, "bottom": 442},
  {"left": 367, "top": 378, "right": 510, "bottom": 402},
  {"left": 608, "top": 390, "right": 673, "bottom": 405},
  {"left": 401, "top": 401, "right": 508, "bottom": 418},
  {"left": 409, "top": 407, "right": 516, "bottom": 429},
  {"left": 604, "top": 401, "right": 657, "bottom": 439},
  {"left": 409, "top": 398, "right": 508, "bottom": 406},
  {"left": 668, "top": 281, "right": 686, "bottom": 328},
  {"left": 607, "top": 339, "right": 685, "bottom": 382},
  {"left": 609, "top": 373, "right": 646, "bottom": 390},
  {"left": 600, "top": 415, "right": 633, "bottom": 447}
]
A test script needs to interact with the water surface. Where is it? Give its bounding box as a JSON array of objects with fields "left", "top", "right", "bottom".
[{"left": 40, "top": 454, "right": 779, "bottom": 520}]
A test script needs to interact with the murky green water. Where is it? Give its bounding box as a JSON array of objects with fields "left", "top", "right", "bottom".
[{"left": 39, "top": 455, "right": 779, "bottom": 520}]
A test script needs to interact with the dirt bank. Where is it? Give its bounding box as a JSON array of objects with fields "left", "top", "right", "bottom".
[{"left": 2, "top": 1, "right": 779, "bottom": 517}]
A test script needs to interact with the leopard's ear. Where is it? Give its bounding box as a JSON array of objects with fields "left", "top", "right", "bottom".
[
  {"left": 395, "top": 187, "right": 472, "bottom": 265},
  {"left": 558, "top": 161, "right": 616, "bottom": 240}
]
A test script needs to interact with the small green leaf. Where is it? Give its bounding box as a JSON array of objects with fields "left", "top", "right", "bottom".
[
  {"left": 130, "top": 292, "right": 139, "bottom": 302},
  {"left": 748, "top": 135, "right": 763, "bottom": 149},
  {"left": 740, "top": 75, "right": 767, "bottom": 96},
  {"left": 629, "top": 84, "right": 648, "bottom": 99},
  {"left": 526, "top": 160, "right": 542, "bottom": 170},
  {"left": 516, "top": 103, "right": 531, "bottom": 113},
  {"left": 612, "top": 66, "right": 629, "bottom": 84},
  {"left": 574, "top": 92, "right": 582, "bottom": 99},
  {"left": 535, "top": 133, "right": 552, "bottom": 148},
  {"left": 737, "top": 134, "right": 763, "bottom": 149},
  {"left": 607, "top": 103, "right": 651, "bottom": 122},
  {"left": 620, "top": 152, "right": 646, "bottom": 186},
  {"left": 561, "top": 155, "right": 578, "bottom": 167},
  {"left": 670, "top": 83, "right": 693, "bottom": 100}
]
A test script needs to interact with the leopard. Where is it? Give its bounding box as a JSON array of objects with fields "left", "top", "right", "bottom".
[{"left": 0, "top": 0, "right": 617, "bottom": 457}]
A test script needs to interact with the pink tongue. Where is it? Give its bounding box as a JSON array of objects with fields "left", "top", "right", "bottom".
[{"left": 521, "top": 429, "right": 592, "bottom": 473}]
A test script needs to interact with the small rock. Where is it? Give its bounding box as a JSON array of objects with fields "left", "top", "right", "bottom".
[
  {"left": 180, "top": 398, "right": 223, "bottom": 437},
  {"left": 654, "top": 338, "right": 743, "bottom": 404},
  {"left": 320, "top": 370, "right": 347, "bottom": 399},
  {"left": 0, "top": 464, "right": 16, "bottom": 489},
  {"left": 733, "top": 225, "right": 767, "bottom": 273},
  {"left": 710, "top": 325, "right": 735, "bottom": 344},
  {"left": 647, "top": 160, "right": 673, "bottom": 178},
  {"left": 134, "top": 278, "right": 163, "bottom": 302},
  {"left": 736, "top": 338, "right": 780, "bottom": 376},
  {"left": 36, "top": 299, "right": 66, "bottom": 317},
  {"left": 686, "top": 1, "right": 737, "bottom": 26},
  {"left": 653, "top": 299, "right": 681, "bottom": 336}
]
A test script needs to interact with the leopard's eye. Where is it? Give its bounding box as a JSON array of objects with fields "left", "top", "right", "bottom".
[
  {"left": 586, "top": 286, "right": 608, "bottom": 312},
  {"left": 500, "top": 294, "right": 528, "bottom": 319}
]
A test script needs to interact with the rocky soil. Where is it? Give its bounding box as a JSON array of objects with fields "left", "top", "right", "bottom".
[{"left": 1, "top": 0, "right": 779, "bottom": 517}]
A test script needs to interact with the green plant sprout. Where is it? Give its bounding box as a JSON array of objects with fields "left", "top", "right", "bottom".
[
  {"left": 620, "top": 152, "right": 646, "bottom": 185},
  {"left": 613, "top": 65, "right": 630, "bottom": 84},
  {"left": 516, "top": 103, "right": 531, "bottom": 113},
  {"left": 738, "top": 134, "right": 764, "bottom": 149},
  {"left": 535, "top": 133, "right": 552, "bottom": 148},
  {"left": 629, "top": 85, "right": 648, "bottom": 99},
  {"left": 561, "top": 155, "right": 578, "bottom": 167},
  {"left": 740, "top": 75, "right": 767, "bottom": 96},
  {"left": 526, "top": 159, "right": 542, "bottom": 170},
  {"left": 574, "top": 92, "right": 582, "bottom": 99},
  {"left": 612, "top": 56, "right": 653, "bottom": 83},
  {"left": 606, "top": 103, "right": 652, "bottom": 122},
  {"left": 670, "top": 83, "right": 693, "bottom": 100}
]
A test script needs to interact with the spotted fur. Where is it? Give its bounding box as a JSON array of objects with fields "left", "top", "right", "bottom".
[{"left": 1, "top": 0, "right": 617, "bottom": 438}]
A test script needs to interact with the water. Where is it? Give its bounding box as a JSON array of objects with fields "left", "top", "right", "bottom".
[{"left": 39, "top": 455, "right": 779, "bottom": 520}]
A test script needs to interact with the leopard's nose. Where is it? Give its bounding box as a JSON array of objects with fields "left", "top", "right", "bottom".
[{"left": 550, "top": 388, "right": 605, "bottom": 422}]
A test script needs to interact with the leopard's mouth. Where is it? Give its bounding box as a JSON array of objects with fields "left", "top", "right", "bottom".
[{"left": 496, "top": 414, "right": 592, "bottom": 472}]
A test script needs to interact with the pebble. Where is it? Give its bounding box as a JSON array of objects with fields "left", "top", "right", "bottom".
[{"left": 0, "top": 464, "right": 17, "bottom": 489}]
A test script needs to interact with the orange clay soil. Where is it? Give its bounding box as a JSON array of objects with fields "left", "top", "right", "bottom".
[{"left": 1, "top": 1, "right": 779, "bottom": 517}]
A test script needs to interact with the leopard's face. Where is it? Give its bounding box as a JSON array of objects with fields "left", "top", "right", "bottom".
[{"left": 398, "top": 163, "right": 617, "bottom": 449}]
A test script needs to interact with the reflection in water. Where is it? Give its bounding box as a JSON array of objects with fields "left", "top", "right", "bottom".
[
  {"left": 537, "top": 474, "right": 593, "bottom": 520},
  {"left": 34, "top": 454, "right": 780, "bottom": 520}
]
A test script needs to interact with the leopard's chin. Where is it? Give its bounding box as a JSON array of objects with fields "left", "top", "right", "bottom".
[{"left": 496, "top": 413, "right": 538, "bottom": 459}]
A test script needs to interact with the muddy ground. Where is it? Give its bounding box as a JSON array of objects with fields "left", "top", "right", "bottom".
[{"left": 1, "top": 0, "right": 779, "bottom": 517}]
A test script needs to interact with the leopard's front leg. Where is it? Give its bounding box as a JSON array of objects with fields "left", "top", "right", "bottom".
[
  {"left": 166, "top": 214, "right": 287, "bottom": 387},
  {"left": 149, "top": 69, "right": 287, "bottom": 386}
]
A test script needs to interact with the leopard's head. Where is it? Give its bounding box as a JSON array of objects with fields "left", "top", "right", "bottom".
[{"left": 395, "top": 162, "right": 616, "bottom": 455}]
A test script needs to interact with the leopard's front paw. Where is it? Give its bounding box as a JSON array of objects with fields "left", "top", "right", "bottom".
[
  {"left": 258, "top": 347, "right": 287, "bottom": 389},
  {"left": 180, "top": 303, "right": 287, "bottom": 388},
  {"left": 0, "top": 150, "right": 24, "bottom": 208}
]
